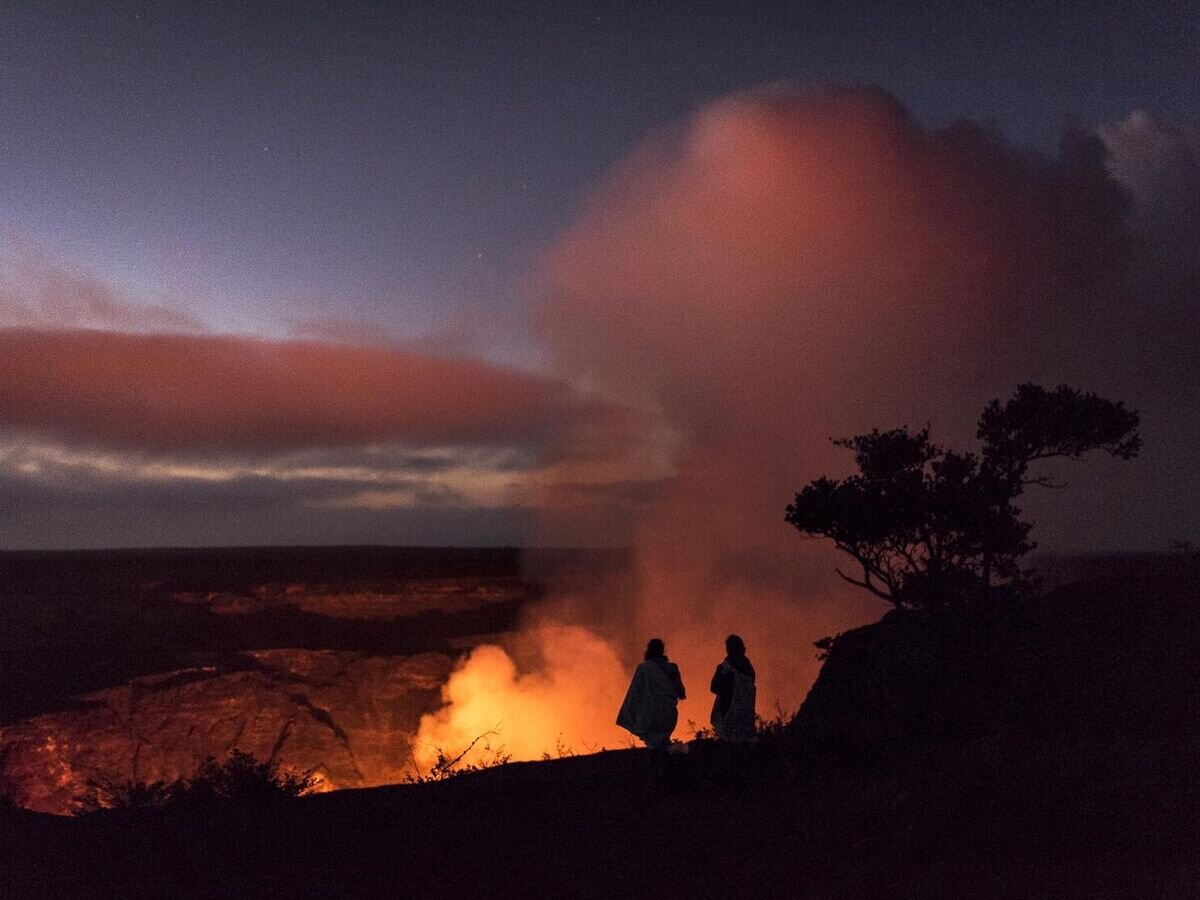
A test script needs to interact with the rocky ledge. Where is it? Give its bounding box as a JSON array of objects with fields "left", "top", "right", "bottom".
[{"left": 0, "top": 649, "right": 453, "bottom": 814}]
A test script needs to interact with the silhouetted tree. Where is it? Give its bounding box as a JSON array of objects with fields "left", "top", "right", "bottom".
[{"left": 786, "top": 384, "right": 1140, "bottom": 611}]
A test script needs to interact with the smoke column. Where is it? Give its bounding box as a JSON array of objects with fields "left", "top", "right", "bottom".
[{"left": 416, "top": 87, "right": 1198, "bottom": 764}]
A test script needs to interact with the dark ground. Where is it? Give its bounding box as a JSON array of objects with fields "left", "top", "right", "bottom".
[{"left": 2, "top": 729, "right": 1196, "bottom": 899}]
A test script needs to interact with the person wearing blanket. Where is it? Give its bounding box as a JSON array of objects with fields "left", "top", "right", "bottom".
[
  {"left": 616, "top": 638, "right": 686, "bottom": 766},
  {"left": 709, "top": 634, "right": 756, "bottom": 743}
]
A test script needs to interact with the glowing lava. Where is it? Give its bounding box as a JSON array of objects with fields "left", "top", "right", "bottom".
[{"left": 412, "top": 625, "right": 631, "bottom": 772}]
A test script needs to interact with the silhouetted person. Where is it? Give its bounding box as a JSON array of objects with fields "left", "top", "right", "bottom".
[
  {"left": 710, "top": 634, "right": 756, "bottom": 777},
  {"left": 616, "top": 638, "right": 686, "bottom": 778}
]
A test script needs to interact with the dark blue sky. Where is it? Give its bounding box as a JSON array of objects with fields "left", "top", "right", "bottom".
[
  {"left": 0, "top": 2, "right": 1197, "bottom": 549},
  {"left": 3, "top": 2, "right": 1195, "bottom": 345}
]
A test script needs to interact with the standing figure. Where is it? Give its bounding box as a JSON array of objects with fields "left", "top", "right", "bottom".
[
  {"left": 710, "top": 634, "right": 756, "bottom": 744},
  {"left": 617, "top": 638, "right": 686, "bottom": 766}
]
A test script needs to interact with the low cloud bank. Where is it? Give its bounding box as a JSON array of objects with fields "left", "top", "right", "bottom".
[{"left": 0, "top": 328, "right": 590, "bottom": 453}]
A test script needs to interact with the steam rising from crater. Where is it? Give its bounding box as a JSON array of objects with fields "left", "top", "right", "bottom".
[
  {"left": 416, "top": 87, "right": 1200, "bottom": 766},
  {"left": 413, "top": 625, "right": 629, "bottom": 772}
]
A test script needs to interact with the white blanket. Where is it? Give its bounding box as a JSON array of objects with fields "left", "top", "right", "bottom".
[
  {"left": 616, "top": 660, "right": 681, "bottom": 749},
  {"left": 710, "top": 661, "right": 757, "bottom": 743}
]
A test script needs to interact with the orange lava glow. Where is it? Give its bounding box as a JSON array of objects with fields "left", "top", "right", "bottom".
[{"left": 412, "top": 625, "right": 631, "bottom": 771}]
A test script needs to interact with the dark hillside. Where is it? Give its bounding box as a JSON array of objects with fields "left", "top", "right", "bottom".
[{"left": 796, "top": 553, "right": 1200, "bottom": 755}]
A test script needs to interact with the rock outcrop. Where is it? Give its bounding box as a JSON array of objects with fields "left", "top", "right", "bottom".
[
  {"left": 793, "top": 556, "right": 1200, "bottom": 760},
  {"left": 170, "top": 576, "right": 527, "bottom": 620},
  {"left": 0, "top": 650, "right": 453, "bottom": 814}
]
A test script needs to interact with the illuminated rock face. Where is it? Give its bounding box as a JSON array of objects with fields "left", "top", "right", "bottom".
[
  {"left": 0, "top": 549, "right": 561, "bottom": 815},
  {"left": 0, "top": 650, "right": 454, "bottom": 815},
  {"left": 173, "top": 578, "right": 528, "bottom": 619}
]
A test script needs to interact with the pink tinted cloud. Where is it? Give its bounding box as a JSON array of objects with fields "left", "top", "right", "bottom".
[
  {"left": 0, "top": 328, "right": 586, "bottom": 453},
  {"left": 540, "top": 87, "right": 1134, "bottom": 432},
  {"left": 530, "top": 86, "right": 1191, "bottom": 709},
  {"left": 0, "top": 249, "right": 205, "bottom": 333},
  {"left": 535, "top": 87, "right": 1146, "bottom": 559}
]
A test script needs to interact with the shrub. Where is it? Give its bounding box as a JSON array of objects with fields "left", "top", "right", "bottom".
[
  {"left": 74, "top": 749, "right": 317, "bottom": 814},
  {"left": 180, "top": 749, "right": 318, "bottom": 804},
  {"left": 406, "top": 731, "right": 512, "bottom": 784},
  {"left": 76, "top": 774, "right": 178, "bottom": 813}
]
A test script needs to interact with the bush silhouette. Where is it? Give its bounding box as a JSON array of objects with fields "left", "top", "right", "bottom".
[
  {"left": 406, "top": 730, "right": 512, "bottom": 783},
  {"left": 181, "top": 749, "right": 318, "bottom": 804},
  {"left": 76, "top": 774, "right": 178, "bottom": 813},
  {"left": 76, "top": 749, "right": 317, "bottom": 813}
]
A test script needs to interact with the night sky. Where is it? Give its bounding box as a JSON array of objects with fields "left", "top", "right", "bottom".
[{"left": 1, "top": 2, "right": 1197, "bottom": 549}]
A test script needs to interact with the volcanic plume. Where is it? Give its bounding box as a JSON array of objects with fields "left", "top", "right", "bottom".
[{"left": 416, "top": 87, "right": 1200, "bottom": 763}]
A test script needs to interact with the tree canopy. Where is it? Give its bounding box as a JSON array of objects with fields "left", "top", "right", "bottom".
[{"left": 785, "top": 384, "right": 1141, "bottom": 611}]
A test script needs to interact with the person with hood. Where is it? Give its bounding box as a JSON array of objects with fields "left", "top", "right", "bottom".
[
  {"left": 616, "top": 638, "right": 686, "bottom": 770},
  {"left": 710, "top": 634, "right": 756, "bottom": 744}
]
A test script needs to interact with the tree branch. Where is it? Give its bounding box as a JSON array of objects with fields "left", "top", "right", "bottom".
[
  {"left": 1022, "top": 475, "right": 1068, "bottom": 489},
  {"left": 834, "top": 566, "right": 893, "bottom": 602}
]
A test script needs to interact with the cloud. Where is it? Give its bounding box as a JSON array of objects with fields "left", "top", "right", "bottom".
[
  {"left": 540, "top": 88, "right": 1141, "bottom": 429},
  {"left": 1099, "top": 110, "right": 1200, "bottom": 252},
  {"left": 536, "top": 87, "right": 1197, "bottom": 559},
  {"left": 1098, "top": 110, "right": 1200, "bottom": 396},
  {"left": 0, "top": 439, "right": 534, "bottom": 509},
  {"left": 503, "top": 85, "right": 1200, "bottom": 735},
  {"left": 0, "top": 470, "right": 532, "bottom": 549},
  {"left": 0, "top": 328, "right": 596, "bottom": 454},
  {"left": 0, "top": 247, "right": 205, "bottom": 333}
]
